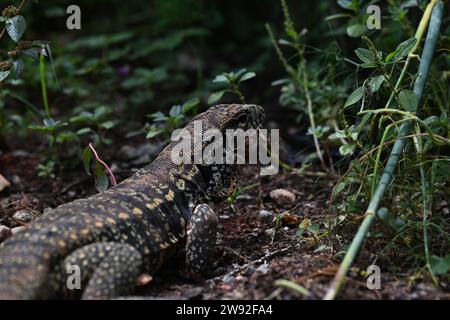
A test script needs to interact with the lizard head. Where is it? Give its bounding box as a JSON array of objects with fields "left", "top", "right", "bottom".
[
  {"left": 192, "top": 104, "right": 266, "bottom": 202},
  {"left": 203, "top": 104, "right": 265, "bottom": 132}
]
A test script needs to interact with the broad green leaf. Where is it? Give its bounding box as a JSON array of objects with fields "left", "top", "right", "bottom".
[
  {"left": 6, "top": 16, "right": 26, "bottom": 42},
  {"left": 76, "top": 127, "right": 92, "bottom": 135},
  {"left": 150, "top": 111, "right": 168, "bottom": 122},
  {"left": 101, "top": 121, "right": 116, "bottom": 130},
  {"left": 94, "top": 162, "right": 109, "bottom": 192},
  {"left": 182, "top": 97, "right": 200, "bottom": 114},
  {"left": 393, "top": 38, "right": 416, "bottom": 61},
  {"left": 208, "top": 90, "right": 225, "bottom": 104},
  {"left": 234, "top": 68, "right": 247, "bottom": 79},
  {"left": 212, "top": 75, "right": 227, "bottom": 83},
  {"left": 146, "top": 128, "right": 165, "bottom": 139},
  {"left": 347, "top": 23, "right": 366, "bottom": 37},
  {"left": 369, "top": 75, "right": 385, "bottom": 93},
  {"left": 239, "top": 72, "right": 256, "bottom": 83},
  {"left": 0, "top": 70, "right": 11, "bottom": 82},
  {"left": 344, "top": 86, "right": 364, "bottom": 108},
  {"left": 398, "top": 89, "right": 418, "bottom": 111},
  {"left": 334, "top": 181, "right": 348, "bottom": 196},
  {"left": 355, "top": 48, "right": 374, "bottom": 64},
  {"left": 83, "top": 147, "right": 92, "bottom": 175},
  {"left": 339, "top": 143, "right": 356, "bottom": 156},
  {"left": 430, "top": 255, "right": 450, "bottom": 275}
]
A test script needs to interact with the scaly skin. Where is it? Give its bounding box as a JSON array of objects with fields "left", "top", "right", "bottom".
[{"left": 0, "top": 104, "right": 264, "bottom": 299}]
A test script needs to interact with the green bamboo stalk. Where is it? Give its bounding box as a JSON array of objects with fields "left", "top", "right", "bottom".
[{"left": 324, "top": 0, "right": 444, "bottom": 300}]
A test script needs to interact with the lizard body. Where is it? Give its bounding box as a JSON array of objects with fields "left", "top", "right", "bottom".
[{"left": 0, "top": 104, "right": 264, "bottom": 299}]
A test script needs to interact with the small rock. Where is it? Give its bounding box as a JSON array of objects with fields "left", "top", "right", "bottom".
[
  {"left": 242, "top": 266, "right": 256, "bottom": 277},
  {"left": 12, "top": 210, "right": 34, "bottom": 223},
  {"left": 68, "top": 191, "right": 76, "bottom": 198},
  {"left": 0, "top": 225, "right": 12, "bottom": 242},
  {"left": 219, "top": 215, "right": 230, "bottom": 219},
  {"left": 222, "top": 274, "right": 235, "bottom": 284},
  {"left": 269, "top": 188, "right": 296, "bottom": 206},
  {"left": 12, "top": 226, "right": 25, "bottom": 234},
  {"left": 0, "top": 174, "right": 10, "bottom": 192},
  {"left": 264, "top": 228, "right": 275, "bottom": 236},
  {"left": 258, "top": 209, "right": 274, "bottom": 219},
  {"left": 255, "top": 263, "right": 270, "bottom": 274}
]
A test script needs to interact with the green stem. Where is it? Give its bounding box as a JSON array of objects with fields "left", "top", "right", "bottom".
[
  {"left": 385, "top": 0, "right": 437, "bottom": 109},
  {"left": 412, "top": 124, "right": 438, "bottom": 285},
  {"left": 39, "top": 48, "right": 51, "bottom": 119},
  {"left": 324, "top": 0, "right": 444, "bottom": 300}
]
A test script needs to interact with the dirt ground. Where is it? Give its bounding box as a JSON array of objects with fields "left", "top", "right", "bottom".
[{"left": 0, "top": 144, "right": 448, "bottom": 300}]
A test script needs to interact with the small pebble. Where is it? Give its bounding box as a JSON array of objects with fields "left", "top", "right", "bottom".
[
  {"left": 222, "top": 274, "right": 235, "bottom": 284},
  {"left": 12, "top": 226, "right": 26, "bottom": 234},
  {"left": 0, "top": 174, "right": 10, "bottom": 192},
  {"left": 258, "top": 209, "right": 273, "bottom": 219},
  {"left": 269, "top": 188, "right": 296, "bottom": 206},
  {"left": 255, "top": 263, "right": 269, "bottom": 274},
  {"left": 0, "top": 225, "right": 12, "bottom": 242},
  {"left": 12, "top": 210, "right": 34, "bottom": 223}
]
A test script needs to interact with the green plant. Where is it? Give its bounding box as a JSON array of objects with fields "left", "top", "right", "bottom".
[
  {"left": 83, "top": 143, "right": 117, "bottom": 192},
  {"left": 266, "top": 0, "right": 350, "bottom": 171},
  {"left": 146, "top": 97, "right": 200, "bottom": 139},
  {"left": 326, "top": 0, "right": 446, "bottom": 299},
  {"left": 208, "top": 68, "right": 255, "bottom": 104}
]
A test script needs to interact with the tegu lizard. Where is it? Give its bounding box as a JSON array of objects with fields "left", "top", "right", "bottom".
[{"left": 0, "top": 104, "right": 265, "bottom": 299}]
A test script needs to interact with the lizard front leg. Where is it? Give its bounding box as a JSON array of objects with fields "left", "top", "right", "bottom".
[
  {"left": 62, "top": 242, "right": 143, "bottom": 299},
  {"left": 185, "top": 204, "right": 218, "bottom": 279}
]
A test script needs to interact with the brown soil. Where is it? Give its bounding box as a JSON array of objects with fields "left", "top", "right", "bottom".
[{"left": 0, "top": 149, "right": 448, "bottom": 300}]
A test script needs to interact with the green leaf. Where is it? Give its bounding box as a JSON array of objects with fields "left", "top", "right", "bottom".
[
  {"left": 83, "top": 147, "right": 92, "bottom": 175},
  {"left": 146, "top": 128, "right": 165, "bottom": 139},
  {"left": 430, "top": 255, "right": 450, "bottom": 275},
  {"left": 76, "top": 127, "right": 92, "bottom": 135},
  {"left": 208, "top": 90, "right": 225, "bottom": 105},
  {"left": 0, "top": 70, "right": 11, "bottom": 82},
  {"left": 271, "top": 78, "right": 290, "bottom": 86},
  {"left": 181, "top": 97, "right": 200, "bottom": 114},
  {"left": 337, "top": 0, "right": 358, "bottom": 10},
  {"left": 325, "top": 13, "right": 352, "bottom": 21},
  {"left": 212, "top": 75, "right": 228, "bottom": 83},
  {"left": 344, "top": 86, "right": 364, "bottom": 108},
  {"left": 100, "top": 121, "right": 116, "bottom": 130},
  {"left": 6, "top": 16, "right": 27, "bottom": 42},
  {"left": 333, "top": 181, "right": 348, "bottom": 196},
  {"left": 393, "top": 38, "right": 416, "bottom": 61},
  {"left": 339, "top": 143, "right": 356, "bottom": 156},
  {"left": 94, "top": 162, "right": 108, "bottom": 192},
  {"left": 368, "top": 75, "right": 385, "bottom": 93},
  {"left": 355, "top": 48, "right": 374, "bottom": 64},
  {"left": 150, "top": 111, "right": 168, "bottom": 122},
  {"left": 398, "top": 89, "right": 418, "bottom": 111},
  {"left": 238, "top": 72, "right": 256, "bottom": 83},
  {"left": 346, "top": 23, "right": 366, "bottom": 38}
]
